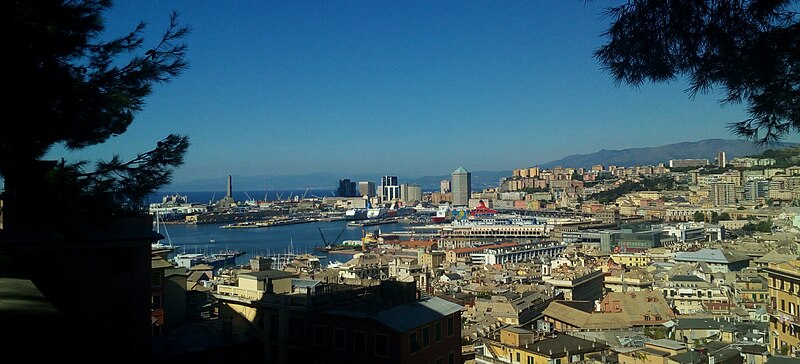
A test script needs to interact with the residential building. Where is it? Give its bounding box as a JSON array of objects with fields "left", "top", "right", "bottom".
[
  {"left": 764, "top": 259, "right": 800, "bottom": 357},
  {"left": 669, "top": 159, "right": 709, "bottom": 168},
  {"left": 671, "top": 317, "right": 741, "bottom": 345},
  {"left": 708, "top": 182, "right": 737, "bottom": 206},
  {"left": 672, "top": 249, "right": 751, "bottom": 272},
  {"left": 619, "top": 339, "right": 687, "bottom": 364},
  {"left": 542, "top": 290, "right": 675, "bottom": 332},
  {"left": 214, "top": 277, "right": 464, "bottom": 364},
  {"left": 451, "top": 167, "right": 471, "bottom": 207},
  {"left": 440, "top": 180, "right": 451, "bottom": 194},
  {"left": 473, "top": 292, "right": 553, "bottom": 326},
  {"left": 610, "top": 253, "right": 653, "bottom": 268},
  {"left": 604, "top": 268, "right": 655, "bottom": 292},
  {"left": 745, "top": 179, "right": 771, "bottom": 201},
  {"left": 735, "top": 272, "right": 770, "bottom": 318},
  {"left": 659, "top": 275, "right": 729, "bottom": 315},
  {"left": 543, "top": 268, "right": 604, "bottom": 302},
  {"left": 400, "top": 183, "right": 422, "bottom": 204},
  {"left": 474, "top": 328, "right": 610, "bottom": 364}
]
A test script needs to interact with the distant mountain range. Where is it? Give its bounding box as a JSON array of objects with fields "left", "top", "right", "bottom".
[
  {"left": 539, "top": 138, "right": 793, "bottom": 169},
  {"left": 165, "top": 139, "right": 793, "bottom": 192}
]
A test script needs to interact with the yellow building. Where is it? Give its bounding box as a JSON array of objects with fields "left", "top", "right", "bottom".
[
  {"left": 619, "top": 339, "right": 687, "bottom": 364},
  {"left": 610, "top": 253, "right": 652, "bottom": 268},
  {"left": 420, "top": 251, "right": 445, "bottom": 270},
  {"left": 764, "top": 259, "right": 800, "bottom": 357},
  {"left": 476, "top": 327, "right": 609, "bottom": 364}
]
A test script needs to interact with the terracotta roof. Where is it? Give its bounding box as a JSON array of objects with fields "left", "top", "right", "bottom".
[{"left": 544, "top": 291, "right": 675, "bottom": 330}]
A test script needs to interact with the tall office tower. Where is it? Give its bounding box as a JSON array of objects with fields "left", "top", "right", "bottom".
[
  {"left": 226, "top": 174, "right": 233, "bottom": 198},
  {"left": 337, "top": 179, "right": 357, "bottom": 197},
  {"left": 381, "top": 175, "right": 400, "bottom": 201},
  {"left": 717, "top": 151, "right": 727, "bottom": 168},
  {"left": 440, "top": 180, "right": 451, "bottom": 194},
  {"left": 358, "top": 181, "right": 376, "bottom": 197},
  {"left": 400, "top": 184, "right": 421, "bottom": 203},
  {"left": 451, "top": 167, "right": 471, "bottom": 207}
]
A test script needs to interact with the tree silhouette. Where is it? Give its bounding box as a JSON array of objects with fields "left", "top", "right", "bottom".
[
  {"left": 5, "top": 0, "right": 190, "bottom": 228},
  {"left": 595, "top": 0, "right": 799, "bottom": 144}
]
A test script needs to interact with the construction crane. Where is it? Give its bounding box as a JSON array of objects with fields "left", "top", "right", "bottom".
[{"left": 302, "top": 186, "right": 310, "bottom": 200}]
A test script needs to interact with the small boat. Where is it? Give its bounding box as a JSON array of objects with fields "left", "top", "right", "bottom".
[{"left": 326, "top": 260, "right": 344, "bottom": 269}]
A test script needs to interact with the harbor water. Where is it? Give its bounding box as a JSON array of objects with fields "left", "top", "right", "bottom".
[{"left": 157, "top": 219, "right": 411, "bottom": 267}]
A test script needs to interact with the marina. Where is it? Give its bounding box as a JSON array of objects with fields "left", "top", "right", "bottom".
[{"left": 154, "top": 218, "right": 409, "bottom": 267}]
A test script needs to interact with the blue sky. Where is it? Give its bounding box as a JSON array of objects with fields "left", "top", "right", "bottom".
[{"left": 45, "top": 1, "right": 800, "bottom": 184}]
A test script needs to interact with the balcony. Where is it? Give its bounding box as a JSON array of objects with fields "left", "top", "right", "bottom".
[{"left": 216, "top": 285, "right": 264, "bottom": 301}]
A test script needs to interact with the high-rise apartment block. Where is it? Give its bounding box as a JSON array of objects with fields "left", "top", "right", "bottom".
[
  {"left": 451, "top": 167, "right": 471, "bottom": 207},
  {"left": 400, "top": 184, "right": 422, "bottom": 204},
  {"left": 358, "top": 181, "right": 376, "bottom": 197},
  {"left": 669, "top": 159, "right": 709, "bottom": 168},
  {"left": 708, "top": 182, "right": 737, "bottom": 206}
]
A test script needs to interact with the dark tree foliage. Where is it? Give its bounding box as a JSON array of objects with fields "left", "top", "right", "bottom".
[
  {"left": 7, "top": 0, "right": 190, "bottom": 223},
  {"left": 590, "top": 175, "right": 676, "bottom": 203},
  {"left": 596, "top": 0, "right": 800, "bottom": 144}
]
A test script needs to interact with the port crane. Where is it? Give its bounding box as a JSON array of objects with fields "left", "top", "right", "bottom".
[{"left": 318, "top": 226, "right": 347, "bottom": 249}]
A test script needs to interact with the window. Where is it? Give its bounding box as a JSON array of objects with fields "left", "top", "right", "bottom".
[
  {"left": 517, "top": 352, "right": 521, "bottom": 362},
  {"left": 435, "top": 321, "right": 442, "bottom": 342},
  {"left": 409, "top": 332, "right": 420, "bottom": 353},
  {"left": 334, "top": 328, "right": 345, "bottom": 350},
  {"left": 375, "top": 334, "right": 388, "bottom": 357},
  {"left": 354, "top": 330, "right": 366, "bottom": 353},
  {"left": 448, "top": 351, "right": 455, "bottom": 364},
  {"left": 422, "top": 327, "right": 430, "bottom": 347},
  {"left": 436, "top": 358, "right": 443, "bottom": 364},
  {"left": 314, "top": 326, "right": 325, "bottom": 347},
  {"left": 151, "top": 271, "right": 162, "bottom": 287},
  {"left": 151, "top": 294, "right": 162, "bottom": 310},
  {"left": 782, "top": 299, "right": 786, "bottom": 311},
  {"left": 447, "top": 316, "right": 454, "bottom": 336}
]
